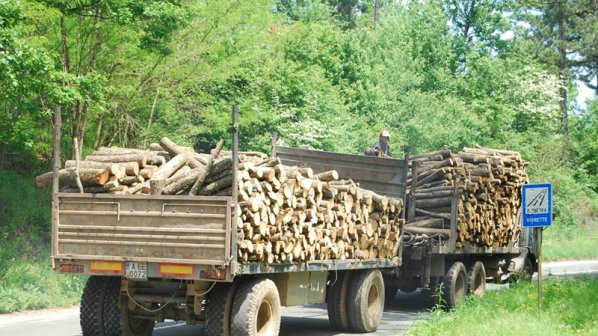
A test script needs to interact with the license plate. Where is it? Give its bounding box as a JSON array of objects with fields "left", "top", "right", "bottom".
[{"left": 125, "top": 262, "right": 148, "bottom": 280}]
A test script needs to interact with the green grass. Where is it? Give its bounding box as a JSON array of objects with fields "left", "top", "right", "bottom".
[
  {"left": 406, "top": 277, "right": 598, "bottom": 336},
  {"left": 543, "top": 223, "right": 598, "bottom": 261},
  {"left": 0, "top": 252, "right": 87, "bottom": 313}
]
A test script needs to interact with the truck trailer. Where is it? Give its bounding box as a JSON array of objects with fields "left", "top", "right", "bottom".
[{"left": 50, "top": 109, "right": 536, "bottom": 336}]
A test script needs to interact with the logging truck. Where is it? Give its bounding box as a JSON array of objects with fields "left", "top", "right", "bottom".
[{"left": 49, "top": 108, "right": 536, "bottom": 336}]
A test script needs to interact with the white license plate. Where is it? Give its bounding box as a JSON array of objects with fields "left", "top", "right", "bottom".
[{"left": 125, "top": 262, "right": 147, "bottom": 280}]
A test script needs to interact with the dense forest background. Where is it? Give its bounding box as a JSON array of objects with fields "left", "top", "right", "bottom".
[{"left": 0, "top": 0, "right": 596, "bottom": 262}]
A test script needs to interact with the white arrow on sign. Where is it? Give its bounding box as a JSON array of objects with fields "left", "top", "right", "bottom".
[{"left": 525, "top": 187, "right": 549, "bottom": 215}]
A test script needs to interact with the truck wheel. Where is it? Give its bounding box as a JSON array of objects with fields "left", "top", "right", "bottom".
[
  {"left": 522, "top": 256, "right": 534, "bottom": 280},
  {"left": 120, "top": 296, "right": 155, "bottom": 336},
  {"left": 80, "top": 276, "right": 122, "bottom": 336},
  {"left": 327, "top": 271, "right": 352, "bottom": 331},
  {"left": 511, "top": 256, "right": 534, "bottom": 283},
  {"left": 205, "top": 282, "right": 238, "bottom": 336},
  {"left": 347, "top": 270, "right": 385, "bottom": 333},
  {"left": 230, "top": 279, "right": 280, "bottom": 336},
  {"left": 442, "top": 262, "right": 467, "bottom": 309},
  {"left": 466, "top": 261, "right": 486, "bottom": 297}
]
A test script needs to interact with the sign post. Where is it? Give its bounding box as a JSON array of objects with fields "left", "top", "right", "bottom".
[{"left": 522, "top": 183, "right": 553, "bottom": 311}]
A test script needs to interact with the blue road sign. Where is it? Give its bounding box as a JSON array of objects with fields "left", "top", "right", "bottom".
[{"left": 522, "top": 183, "right": 552, "bottom": 227}]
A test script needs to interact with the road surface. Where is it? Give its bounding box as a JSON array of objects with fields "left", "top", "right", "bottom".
[{"left": 0, "top": 260, "right": 596, "bottom": 336}]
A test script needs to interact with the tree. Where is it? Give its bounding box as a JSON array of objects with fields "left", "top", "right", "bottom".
[
  {"left": 0, "top": 0, "right": 59, "bottom": 169},
  {"left": 443, "top": 0, "right": 512, "bottom": 65},
  {"left": 515, "top": 0, "right": 598, "bottom": 140},
  {"left": 30, "top": 0, "right": 190, "bottom": 156}
]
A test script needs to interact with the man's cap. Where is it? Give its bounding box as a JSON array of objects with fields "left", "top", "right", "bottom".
[{"left": 379, "top": 130, "right": 390, "bottom": 138}]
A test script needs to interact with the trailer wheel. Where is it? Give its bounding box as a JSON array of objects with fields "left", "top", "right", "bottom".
[
  {"left": 327, "top": 271, "right": 352, "bottom": 331},
  {"left": 347, "top": 270, "right": 385, "bottom": 333},
  {"left": 80, "top": 276, "right": 122, "bottom": 336},
  {"left": 442, "top": 262, "right": 467, "bottom": 309},
  {"left": 205, "top": 282, "right": 238, "bottom": 336},
  {"left": 466, "top": 261, "right": 486, "bottom": 297},
  {"left": 230, "top": 279, "right": 280, "bottom": 336}
]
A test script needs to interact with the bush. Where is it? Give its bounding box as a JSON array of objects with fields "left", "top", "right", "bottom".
[
  {"left": 0, "top": 171, "right": 51, "bottom": 276},
  {"left": 0, "top": 253, "right": 87, "bottom": 313}
]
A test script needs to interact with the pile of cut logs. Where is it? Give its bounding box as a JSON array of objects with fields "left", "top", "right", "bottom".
[
  {"left": 406, "top": 146, "right": 528, "bottom": 248},
  {"left": 36, "top": 138, "right": 404, "bottom": 263}
]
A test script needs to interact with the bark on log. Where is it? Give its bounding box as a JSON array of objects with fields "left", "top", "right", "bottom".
[
  {"left": 65, "top": 160, "right": 126, "bottom": 179},
  {"left": 415, "top": 208, "right": 451, "bottom": 220},
  {"left": 36, "top": 168, "right": 110, "bottom": 188},
  {"left": 315, "top": 170, "right": 339, "bottom": 182},
  {"left": 152, "top": 153, "right": 190, "bottom": 180},
  {"left": 405, "top": 218, "right": 446, "bottom": 229},
  {"left": 199, "top": 175, "right": 233, "bottom": 195},
  {"left": 159, "top": 137, "right": 204, "bottom": 168},
  {"left": 92, "top": 147, "right": 147, "bottom": 156},
  {"left": 189, "top": 139, "right": 225, "bottom": 195},
  {"left": 85, "top": 154, "right": 147, "bottom": 167},
  {"left": 403, "top": 226, "right": 451, "bottom": 237}
]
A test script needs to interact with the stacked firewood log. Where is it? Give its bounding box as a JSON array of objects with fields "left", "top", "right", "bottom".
[
  {"left": 406, "top": 146, "right": 528, "bottom": 248},
  {"left": 36, "top": 137, "right": 404, "bottom": 263}
]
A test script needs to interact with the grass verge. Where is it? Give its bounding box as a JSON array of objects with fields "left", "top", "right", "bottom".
[
  {"left": 406, "top": 276, "right": 598, "bottom": 336},
  {"left": 0, "top": 251, "right": 87, "bottom": 313},
  {"left": 543, "top": 224, "right": 598, "bottom": 261}
]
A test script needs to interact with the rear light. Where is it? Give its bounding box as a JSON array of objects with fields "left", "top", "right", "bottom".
[
  {"left": 90, "top": 261, "right": 124, "bottom": 274},
  {"left": 200, "top": 269, "right": 226, "bottom": 280},
  {"left": 60, "top": 264, "right": 84, "bottom": 273},
  {"left": 158, "top": 263, "right": 196, "bottom": 277}
]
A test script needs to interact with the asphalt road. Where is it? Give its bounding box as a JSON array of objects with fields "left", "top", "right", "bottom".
[{"left": 1, "top": 260, "right": 596, "bottom": 336}]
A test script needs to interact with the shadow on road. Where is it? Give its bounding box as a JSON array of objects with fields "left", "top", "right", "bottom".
[
  {"left": 279, "top": 290, "right": 435, "bottom": 336},
  {"left": 152, "top": 290, "right": 436, "bottom": 336}
]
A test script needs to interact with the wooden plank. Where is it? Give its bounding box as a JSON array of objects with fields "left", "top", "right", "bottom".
[
  {"left": 57, "top": 193, "right": 231, "bottom": 266},
  {"left": 279, "top": 157, "right": 403, "bottom": 184},
  {"left": 274, "top": 145, "right": 407, "bottom": 204},
  {"left": 275, "top": 146, "right": 406, "bottom": 169}
]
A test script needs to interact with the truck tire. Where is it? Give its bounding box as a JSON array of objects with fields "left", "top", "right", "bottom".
[
  {"left": 205, "top": 282, "right": 238, "bottom": 336},
  {"left": 509, "top": 255, "right": 535, "bottom": 283},
  {"left": 466, "top": 261, "right": 486, "bottom": 297},
  {"left": 230, "top": 278, "right": 280, "bottom": 336},
  {"left": 80, "top": 276, "right": 123, "bottom": 336},
  {"left": 442, "top": 262, "right": 467, "bottom": 309},
  {"left": 327, "top": 271, "right": 352, "bottom": 331},
  {"left": 346, "top": 270, "right": 385, "bottom": 333},
  {"left": 522, "top": 256, "right": 534, "bottom": 280}
]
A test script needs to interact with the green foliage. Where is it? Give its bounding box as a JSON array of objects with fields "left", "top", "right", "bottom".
[
  {"left": 543, "top": 224, "right": 598, "bottom": 261},
  {"left": 572, "top": 100, "right": 598, "bottom": 191},
  {"left": 0, "top": 171, "right": 51, "bottom": 268},
  {"left": 407, "top": 277, "right": 598, "bottom": 336},
  {"left": 0, "top": 253, "right": 87, "bottom": 313}
]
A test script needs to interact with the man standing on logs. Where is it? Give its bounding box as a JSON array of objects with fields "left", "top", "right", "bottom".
[{"left": 365, "top": 130, "right": 392, "bottom": 158}]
